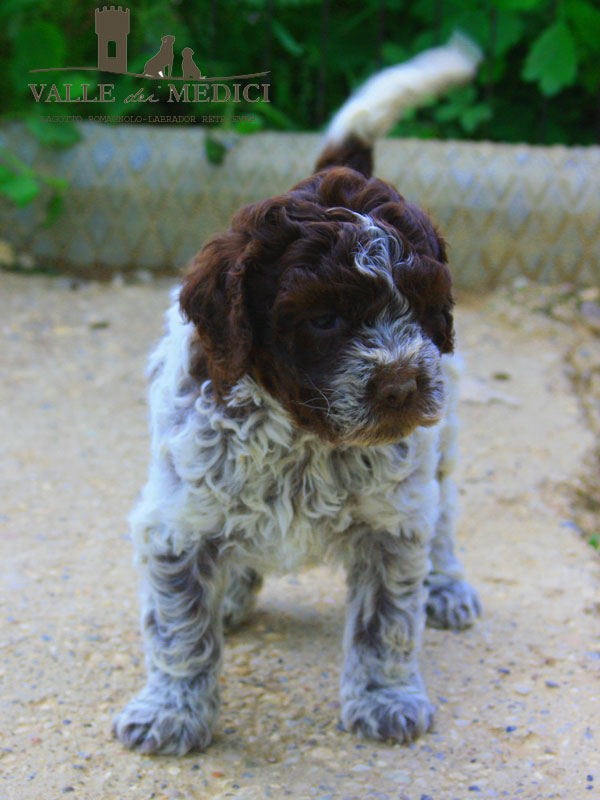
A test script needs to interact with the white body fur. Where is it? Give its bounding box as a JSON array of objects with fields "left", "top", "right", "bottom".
[
  {"left": 114, "top": 292, "right": 480, "bottom": 755},
  {"left": 132, "top": 291, "right": 447, "bottom": 571}
]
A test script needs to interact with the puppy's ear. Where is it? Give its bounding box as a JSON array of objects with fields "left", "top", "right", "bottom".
[
  {"left": 180, "top": 232, "right": 252, "bottom": 394},
  {"left": 373, "top": 200, "right": 454, "bottom": 354}
]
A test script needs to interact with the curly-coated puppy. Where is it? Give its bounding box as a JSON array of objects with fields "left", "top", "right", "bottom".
[{"left": 114, "top": 35, "right": 482, "bottom": 755}]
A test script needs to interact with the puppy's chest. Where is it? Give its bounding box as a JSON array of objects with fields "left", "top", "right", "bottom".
[{"left": 205, "top": 420, "right": 425, "bottom": 566}]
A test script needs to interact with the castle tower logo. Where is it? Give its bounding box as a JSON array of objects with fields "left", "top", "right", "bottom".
[
  {"left": 95, "top": 6, "right": 130, "bottom": 75},
  {"left": 28, "top": 5, "right": 269, "bottom": 103}
]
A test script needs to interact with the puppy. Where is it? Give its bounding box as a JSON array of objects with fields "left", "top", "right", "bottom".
[
  {"left": 114, "top": 34, "right": 482, "bottom": 755},
  {"left": 144, "top": 35, "right": 175, "bottom": 78}
]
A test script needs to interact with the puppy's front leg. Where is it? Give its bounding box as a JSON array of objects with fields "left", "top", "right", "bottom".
[
  {"left": 425, "top": 368, "right": 481, "bottom": 630},
  {"left": 341, "top": 530, "right": 434, "bottom": 742},
  {"left": 113, "top": 542, "right": 225, "bottom": 755}
]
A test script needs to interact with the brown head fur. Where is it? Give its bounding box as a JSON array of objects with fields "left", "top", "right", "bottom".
[{"left": 180, "top": 166, "right": 453, "bottom": 441}]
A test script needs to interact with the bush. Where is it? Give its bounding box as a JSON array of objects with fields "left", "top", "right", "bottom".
[{"left": 1, "top": 0, "right": 599, "bottom": 145}]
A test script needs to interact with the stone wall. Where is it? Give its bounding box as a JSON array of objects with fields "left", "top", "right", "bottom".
[{"left": 1, "top": 122, "right": 598, "bottom": 289}]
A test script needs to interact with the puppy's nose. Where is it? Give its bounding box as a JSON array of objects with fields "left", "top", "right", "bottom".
[{"left": 375, "top": 375, "right": 418, "bottom": 408}]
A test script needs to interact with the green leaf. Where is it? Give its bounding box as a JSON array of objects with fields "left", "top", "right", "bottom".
[
  {"left": 380, "top": 42, "right": 409, "bottom": 66},
  {"left": 0, "top": 172, "right": 40, "bottom": 206},
  {"left": 13, "top": 21, "right": 66, "bottom": 75},
  {"left": 26, "top": 116, "right": 82, "bottom": 149},
  {"left": 460, "top": 103, "right": 492, "bottom": 133},
  {"left": 272, "top": 20, "right": 304, "bottom": 57},
  {"left": 248, "top": 101, "right": 295, "bottom": 130},
  {"left": 453, "top": 10, "right": 489, "bottom": 48},
  {"left": 495, "top": 12, "right": 526, "bottom": 56},
  {"left": 43, "top": 191, "right": 65, "bottom": 227},
  {"left": 233, "top": 115, "right": 265, "bottom": 134},
  {"left": 522, "top": 22, "right": 578, "bottom": 96},
  {"left": 589, "top": 534, "right": 599, "bottom": 550},
  {"left": 433, "top": 86, "right": 476, "bottom": 123},
  {"left": 0, "top": 165, "right": 15, "bottom": 184},
  {"left": 580, "top": 61, "right": 600, "bottom": 94},
  {"left": 204, "top": 135, "right": 227, "bottom": 165},
  {"left": 565, "top": 0, "right": 600, "bottom": 50},
  {"left": 497, "top": 0, "right": 544, "bottom": 9}
]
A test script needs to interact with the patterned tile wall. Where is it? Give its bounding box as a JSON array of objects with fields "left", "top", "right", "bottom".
[{"left": 0, "top": 122, "right": 598, "bottom": 289}]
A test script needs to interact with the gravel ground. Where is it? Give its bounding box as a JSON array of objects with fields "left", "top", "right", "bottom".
[{"left": 1, "top": 273, "right": 599, "bottom": 800}]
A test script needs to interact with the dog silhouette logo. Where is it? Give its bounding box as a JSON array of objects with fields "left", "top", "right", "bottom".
[
  {"left": 144, "top": 35, "right": 176, "bottom": 78},
  {"left": 181, "top": 48, "right": 204, "bottom": 80},
  {"left": 94, "top": 7, "right": 208, "bottom": 80},
  {"left": 28, "top": 5, "right": 269, "bottom": 98}
]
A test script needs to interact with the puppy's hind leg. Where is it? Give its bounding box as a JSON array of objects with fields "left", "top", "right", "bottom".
[
  {"left": 113, "top": 540, "right": 226, "bottom": 755},
  {"left": 222, "top": 563, "right": 263, "bottom": 631},
  {"left": 426, "top": 356, "right": 481, "bottom": 630}
]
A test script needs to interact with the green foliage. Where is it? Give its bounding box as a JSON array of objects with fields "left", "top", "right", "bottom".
[
  {"left": 522, "top": 22, "right": 577, "bottom": 95},
  {"left": 0, "top": 147, "right": 68, "bottom": 224},
  {"left": 0, "top": 163, "right": 39, "bottom": 206},
  {"left": 0, "top": 0, "right": 598, "bottom": 165},
  {"left": 204, "top": 134, "right": 227, "bottom": 164},
  {"left": 26, "top": 116, "right": 82, "bottom": 148}
]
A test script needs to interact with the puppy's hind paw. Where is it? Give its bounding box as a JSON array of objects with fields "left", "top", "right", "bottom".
[
  {"left": 426, "top": 578, "right": 481, "bottom": 631},
  {"left": 341, "top": 686, "right": 435, "bottom": 743},
  {"left": 113, "top": 682, "right": 217, "bottom": 756}
]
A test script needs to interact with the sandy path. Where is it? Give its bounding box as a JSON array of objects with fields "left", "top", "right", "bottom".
[{"left": 1, "top": 274, "right": 598, "bottom": 800}]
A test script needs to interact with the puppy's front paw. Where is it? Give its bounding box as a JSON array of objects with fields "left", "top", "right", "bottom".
[
  {"left": 426, "top": 578, "right": 481, "bottom": 630},
  {"left": 113, "top": 680, "right": 218, "bottom": 756},
  {"left": 341, "top": 686, "right": 435, "bottom": 743}
]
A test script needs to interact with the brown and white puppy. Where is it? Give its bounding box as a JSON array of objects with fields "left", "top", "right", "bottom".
[{"left": 114, "top": 35, "right": 482, "bottom": 756}]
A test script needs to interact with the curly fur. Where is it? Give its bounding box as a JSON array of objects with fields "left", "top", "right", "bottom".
[{"left": 113, "top": 38, "right": 481, "bottom": 756}]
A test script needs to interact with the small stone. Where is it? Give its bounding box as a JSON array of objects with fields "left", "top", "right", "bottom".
[
  {"left": 579, "top": 287, "right": 599, "bottom": 302},
  {"left": 0, "top": 240, "right": 16, "bottom": 267},
  {"left": 134, "top": 269, "right": 154, "bottom": 283},
  {"left": 56, "top": 277, "right": 83, "bottom": 290},
  {"left": 308, "top": 746, "right": 335, "bottom": 761},
  {"left": 580, "top": 301, "right": 600, "bottom": 333},
  {"left": 514, "top": 684, "right": 530, "bottom": 695},
  {"left": 17, "top": 253, "right": 36, "bottom": 270},
  {"left": 545, "top": 680, "right": 560, "bottom": 688}
]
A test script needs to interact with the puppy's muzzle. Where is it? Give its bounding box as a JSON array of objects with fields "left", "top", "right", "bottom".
[
  {"left": 373, "top": 374, "right": 418, "bottom": 410},
  {"left": 368, "top": 366, "right": 419, "bottom": 412}
]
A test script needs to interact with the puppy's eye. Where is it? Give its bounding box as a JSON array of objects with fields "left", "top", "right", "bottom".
[{"left": 309, "top": 313, "right": 340, "bottom": 331}]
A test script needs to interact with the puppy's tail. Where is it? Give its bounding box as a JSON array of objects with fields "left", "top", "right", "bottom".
[{"left": 315, "top": 32, "right": 482, "bottom": 177}]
